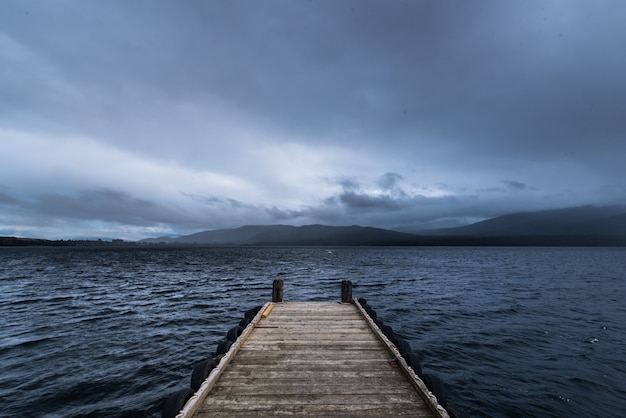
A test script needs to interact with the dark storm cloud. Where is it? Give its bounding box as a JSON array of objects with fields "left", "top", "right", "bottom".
[
  {"left": 0, "top": 186, "right": 19, "bottom": 205},
  {"left": 325, "top": 173, "right": 407, "bottom": 211},
  {"left": 8, "top": 1, "right": 624, "bottom": 149},
  {"left": 338, "top": 191, "right": 404, "bottom": 211},
  {"left": 378, "top": 173, "right": 404, "bottom": 192},
  {"left": 2, "top": 0, "right": 626, "bottom": 239},
  {"left": 29, "top": 189, "right": 178, "bottom": 226},
  {"left": 182, "top": 193, "right": 254, "bottom": 211},
  {"left": 503, "top": 181, "right": 528, "bottom": 191},
  {"left": 312, "top": 189, "right": 476, "bottom": 230},
  {"left": 310, "top": 175, "right": 456, "bottom": 229},
  {"left": 5, "top": 0, "right": 626, "bottom": 166}
]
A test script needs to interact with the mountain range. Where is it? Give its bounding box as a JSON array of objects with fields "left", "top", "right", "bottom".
[
  {"left": 417, "top": 205, "right": 626, "bottom": 237},
  {"left": 142, "top": 225, "right": 423, "bottom": 246},
  {"left": 142, "top": 205, "right": 626, "bottom": 246}
]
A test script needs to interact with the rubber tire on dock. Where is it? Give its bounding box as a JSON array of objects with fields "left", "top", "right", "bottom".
[
  {"left": 226, "top": 325, "right": 243, "bottom": 342},
  {"left": 406, "top": 352, "right": 423, "bottom": 376},
  {"left": 395, "top": 338, "right": 412, "bottom": 360},
  {"left": 215, "top": 339, "right": 232, "bottom": 357},
  {"left": 190, "top": 358, "right": 217, "bottom": 391},
  {"left": 422, "top": 373, "right": 447, "bottom": 408},
  {"left": 380, "top": 324, "right": 396, "bottom": 344},
  {"left": 446, "top": 406, "right": 470, "bottom": 418},
  {"left": 363, "top": 305, "right": 377, "bottom": 320},
  {"left": 161, "top": 388, "right": 194, "bottom": 418},
  {"left": 244, "top": 305, "right": 263, "bottom": 319}
]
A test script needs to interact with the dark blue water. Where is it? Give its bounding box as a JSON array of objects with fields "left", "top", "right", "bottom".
[{"left": 1, "top": 246, "right": 625, "bottom": 417}]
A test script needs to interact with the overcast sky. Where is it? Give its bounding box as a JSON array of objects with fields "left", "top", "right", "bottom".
[{"left": 2, "top": 0, "right": 626, "bottom": 240}]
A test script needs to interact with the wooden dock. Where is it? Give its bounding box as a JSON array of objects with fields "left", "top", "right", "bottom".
[{"left": 176, "top": 298, "right": 449, "bottom": 417}]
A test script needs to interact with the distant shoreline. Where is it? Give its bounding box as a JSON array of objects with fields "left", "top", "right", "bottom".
[{"left": 2, "top": 235, "right": 625, "bottom": 247}]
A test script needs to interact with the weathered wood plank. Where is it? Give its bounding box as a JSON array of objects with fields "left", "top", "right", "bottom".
[
  {"left": 214, "top": 369, "right": 414, "bottom": 379},
  {"left": 194, "top": 403, "right": 433, "bottom": 418},
  {"left": 244, "top": 332, "right": 380, "bottom": 341},
  {"left": 249, "top": 325, "right": 372, "bottom": 333},
  {"left": 212, "top": 380, "right": 419, "bottom": 396},
  {"left": 202, "top": 393, "right": 425, "bottom": 406},
  {"left": 242, "top": 336, "right": 378, "bottom": 344},
  {"left": 232, "top": 350, "right": 392, "bottom": 362},
  {"left": 258, "top": 317, "right": 368, "bottom": 323}
]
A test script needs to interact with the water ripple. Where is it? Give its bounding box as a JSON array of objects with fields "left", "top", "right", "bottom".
[{"left": 0, "top": 246, "right": 624, "bottom": 417}]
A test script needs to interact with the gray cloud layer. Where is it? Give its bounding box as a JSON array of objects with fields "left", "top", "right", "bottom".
[{"left": 2, "top": 1, "right": 625, "bottom": 239}]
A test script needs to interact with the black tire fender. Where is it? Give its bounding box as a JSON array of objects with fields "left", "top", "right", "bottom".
[
  {"left": 422, "top": 373, "right": 447, "bottom": 408},
  {"left": 226, "top": 326, "right": 243, "bottom": 342},
  {"left": 244, "top": 305, "right": 263, "bottom": 319},
  {"left": 380, "top": 324, "right": 396, "bottom": 344},
  {"left": 363, "top": 305, "right": 377, "bottom": 320},
  {"left": 215, "top": 339, "right": 232, "bottom": 357},
  {"left": 446, "top": 406, "right": 470, "bottom": 418},
  {"left": 161, "top": 388, "right": 194, "bottom": 418},
  {"left": 407, "top": 352, "right": 423, "bottom": 376},
  {"left": 190, "top": 358, "right": 217, "bottom": 391},
  {"left": 395, "top": 338, "right": 412, "bottom": 360}
]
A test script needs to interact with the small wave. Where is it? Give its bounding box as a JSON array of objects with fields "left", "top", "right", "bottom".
[
  {"left": 0, "top": 334, "right": 59, "bottom": 354},
  {"left": 2, "top": 246, "right": 625, "bottom": 418}
]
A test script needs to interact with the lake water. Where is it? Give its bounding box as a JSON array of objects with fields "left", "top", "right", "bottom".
[{"left": 1, "top": 246, "right": 625, "bottom": 417}]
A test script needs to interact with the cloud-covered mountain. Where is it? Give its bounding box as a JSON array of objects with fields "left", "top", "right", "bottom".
[
  {"left": 142, "top": 225, "right": 422, "bottom": 246},
  {"left": 5, "top": 205, "right": 624, "bottom": 246},
  {"left": 419, "top": 205, "right": 626, "bottom": 237},
  {"left": 141, "top": 206, "right": 626, "bottom": 246}
]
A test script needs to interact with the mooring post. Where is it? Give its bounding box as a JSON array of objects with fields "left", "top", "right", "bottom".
[
  {"left": 341, "top": 280, "right": 353, "bottom": 303},
  {"left": 272, "top": 279, "right": 284, "bottom": 302}
]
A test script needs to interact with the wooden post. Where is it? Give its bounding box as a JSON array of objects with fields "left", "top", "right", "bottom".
[
  {"left": 341, "top": 280, "right": 352, "bottom": 303},
  {"left": 272, "top": 279, "right": 284, "bottom": 302}
]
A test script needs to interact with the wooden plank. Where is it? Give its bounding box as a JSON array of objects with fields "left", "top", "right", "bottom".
[
  {"left": 212, "top": 379, "right": 419, "bottom": 396},
  {"left": 232, "top": 350, "right": 393, "bottom": 361},
  {"left": 260, "top": 303, "right": 275, "bottom": 318},
  {"left": 245, "top": 338, "right": 378, "bottom": 345},
  {"left": 214, "top": 369, "right": 415, "bottom": 380},
  {"left": 244, "top": 331, "right": 380, "bottom": 340},
  {"left": 242, "top": 333, "right": 382, "bottom": 343},
  {"left": 181, "top": 302, "right": 443, "bottom": 418},
  {"left": 193, "top": 403, "right": 433, "bottom": 417},
  {"left": 202, "top": 393, "right": 425, "bottom": 406}
]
